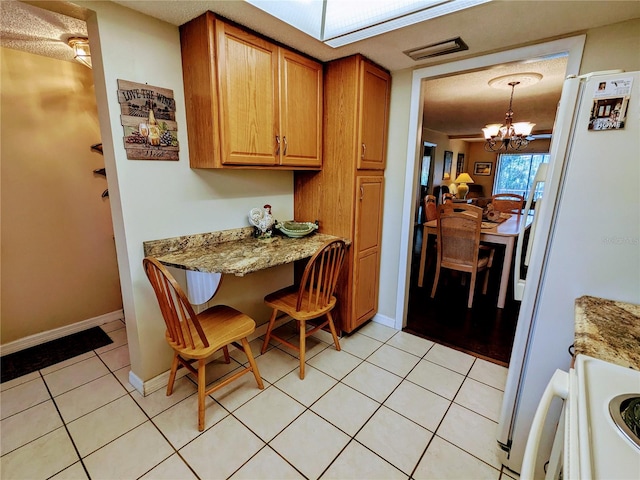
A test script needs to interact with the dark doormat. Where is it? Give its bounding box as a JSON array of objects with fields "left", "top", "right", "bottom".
[{"left": 1, "top": 327, "right": 113, "bottom": 383}]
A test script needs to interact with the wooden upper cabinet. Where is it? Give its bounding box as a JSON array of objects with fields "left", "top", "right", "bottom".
[
  {"left": 180, "top": 13, "right": 322, "bottom": 169},
  {"left": 357, "top": 61, "right": 391, "bottom": 170},
  {"left": 279, "top": 50, "right": 323, "bottom": 167},
  {"left": 216, "top": 20, "right": 279, "bottom": 166}
]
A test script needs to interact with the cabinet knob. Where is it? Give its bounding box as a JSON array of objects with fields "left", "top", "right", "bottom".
[
  {"left": 275, "top": 136, "right": 281, "bottom": 155},
  {"left": 360, "top": 186, "right": 364, "bottom": 200},
  {"left": 361, "top": 143, "right": 366, "bottom": 159},
  {"left": 283, "top": 136, "right": 288, "bottom": 156}
]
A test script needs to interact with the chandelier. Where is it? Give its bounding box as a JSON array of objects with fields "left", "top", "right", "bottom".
[{"left": 482, "top": 81, "right": 535, "bottom": 152}]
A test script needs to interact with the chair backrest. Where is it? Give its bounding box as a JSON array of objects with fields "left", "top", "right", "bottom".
[
  {"left": 491, "top": 193, "right": 525, "bottom": 214},
  {"left": 442, "top": 193, "right": 455, "bottom": 204},
  {"left": 143, "top": 257, "right": 209, "bottom": 350},
  {"left": 423, "top": 194, "right": 438, "bottom": 222},
  {"left": 296, "top": 239, "right": 347, "bottom": 312},
  {"left": 433, "top": 185, "right": 450, "bottom": 205},
  {"left": 436, "top": 204, "right": 483, "bottom": 270}
]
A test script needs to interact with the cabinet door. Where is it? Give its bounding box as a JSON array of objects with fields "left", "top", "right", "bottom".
[
  {"left": 355, "top": 176, "right": 384, "bottom": 252},
  {"left": 216, "top": 20, "right": 279, "bottom": 166},
  {"left": 357, "top": 61, "right": 391, "bottom": 170},
  {"left": 279, "top": 50, "right": 323, "bottom": 168},
  {"left": 352, "top": 175, "right": 384, "bottom": 328}
]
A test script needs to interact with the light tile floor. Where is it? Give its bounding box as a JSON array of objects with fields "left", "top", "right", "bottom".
[{"left": 0, "top": 319, "right": 521, "bottom": 479}]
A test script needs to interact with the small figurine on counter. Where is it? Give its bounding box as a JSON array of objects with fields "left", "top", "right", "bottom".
[{"left": 249, "top": 204, "right": 275, "bottom": 238}]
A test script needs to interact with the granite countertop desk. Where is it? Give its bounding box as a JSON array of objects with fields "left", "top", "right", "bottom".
[
  {"left": 574, "top": 295, "right": 640, "bottom": 370},
  {"left": 143, "top": 227, "right": 348, "bottom": 276}
]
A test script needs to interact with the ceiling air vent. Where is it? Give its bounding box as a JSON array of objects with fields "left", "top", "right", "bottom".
[{"left": 404, "top": 37, "right": 468, "bottom": 61}]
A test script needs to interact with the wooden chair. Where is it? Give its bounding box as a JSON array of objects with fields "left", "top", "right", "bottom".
[
  {"left": 442, "top": 193, "right": 455, "bottom": 204},
  {"left": 143, "top": 257, "right": 264, "bottom": 431},
  {"left": 423, "top": 194, "right": 438, "bottom": 222},
  {"left": 430, "top": 204, "right": 495, "bottom": 308},
  {"left": 491, "top": 193, "right": 525, "bottom": 214},
  {"left": 261, "top": 239, "right": 347, "bottom": 379}
]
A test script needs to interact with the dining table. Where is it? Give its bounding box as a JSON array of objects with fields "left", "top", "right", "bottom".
[{"left": 417, "top": 213, "right": 534, "bottom": 308}]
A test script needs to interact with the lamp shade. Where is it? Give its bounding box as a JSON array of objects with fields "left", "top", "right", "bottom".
[{"left": 454, "top": 173, "right": 474, "bottom": 184}]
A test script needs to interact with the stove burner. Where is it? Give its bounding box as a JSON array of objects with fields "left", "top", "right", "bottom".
[{"left": 609, "top": 394, "right": 640, "bottom": 449}]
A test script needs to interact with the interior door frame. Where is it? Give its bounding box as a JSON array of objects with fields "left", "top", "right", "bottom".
[{"left": 394, "top": 35, "right": 586, "bottom": 330}]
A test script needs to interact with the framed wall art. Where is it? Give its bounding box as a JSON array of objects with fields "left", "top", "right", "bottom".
[
  {"left": 456, "top": 153, "right": 465, "bottom": 176},
  {"left": 443, "top": 150, "right": 453, "bottom": 179},
  {"left": 474, "top": 162, "right": 492, "bottom": 176}
]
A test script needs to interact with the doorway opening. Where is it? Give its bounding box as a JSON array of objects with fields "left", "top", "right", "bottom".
[{"left": 395, "top": 36, "right": 586, "bottom": 365}]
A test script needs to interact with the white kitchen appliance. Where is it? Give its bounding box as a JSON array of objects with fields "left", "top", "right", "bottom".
[
  {"left": 496, "top": 71, "right": 640, "bottom": 474},
  {"left": 521, "top": 355, "right": 640, "bottom": 479}
]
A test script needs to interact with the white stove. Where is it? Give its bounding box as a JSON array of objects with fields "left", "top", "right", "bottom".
[
  {"left": 521, "top": 355, "right": 640, "bottom": 479},
  {"left": 569, "top": 355, "right": 640, "bottom": 479}
]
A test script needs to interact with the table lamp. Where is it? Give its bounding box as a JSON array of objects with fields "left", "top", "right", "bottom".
[{"left": 454, "top": 173, "right": 474, "bottom": 199}]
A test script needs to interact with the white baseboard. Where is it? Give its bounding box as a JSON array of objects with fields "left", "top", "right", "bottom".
[
  {"left": 371, "top": 313, "right": 397, "bottom": 330},
  {"left": 134, "top": 315, "right": 291, "bottom": 396},
  {"left": 0, "top": 310, "right": 125, "bottom": 357}
]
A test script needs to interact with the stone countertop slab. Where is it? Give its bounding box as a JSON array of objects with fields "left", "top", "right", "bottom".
[
  {"left": 143, "top": 227, "right": 349, "bottom": 276},
  {"left": 574, "top": 295, "right": 640, "bottom": 370}
]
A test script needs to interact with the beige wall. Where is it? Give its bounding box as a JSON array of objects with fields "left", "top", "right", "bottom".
[
  {"left": 421, "top": 129, "right": 470, "bottom": 189},
  {"left": 0, "top": 47, "right": 122, "bottom": 343},
  {"left": 79, "top": 1, "right": 295, "bottom": 384}
]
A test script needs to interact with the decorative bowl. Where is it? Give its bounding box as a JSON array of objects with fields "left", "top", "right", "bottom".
[{"left": 276, "top": 221, "right": 318, "bottom": 238}]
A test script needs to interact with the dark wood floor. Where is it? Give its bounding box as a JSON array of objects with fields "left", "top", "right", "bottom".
[{"left": 404, "top": 230, "right": 521, "bottom": 366}]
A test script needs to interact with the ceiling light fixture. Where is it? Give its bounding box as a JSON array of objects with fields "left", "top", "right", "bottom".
[
  {"left": 404, "top": 37, "right": 468, "bottom": 61},
  {"left": 482, "top": 81, "right": 535, "bottom": 152},
  {"left": 68, "top": 37, "right": 91, "bottom": 69}
]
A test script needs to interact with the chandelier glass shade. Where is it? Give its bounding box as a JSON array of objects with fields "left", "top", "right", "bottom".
[{"left": 483, "top": 81, "right": 534, "bottom": 152}]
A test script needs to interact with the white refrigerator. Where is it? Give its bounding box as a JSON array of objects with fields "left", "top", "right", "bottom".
[{"left": 497, "top": 70, "right": 640, "bottom": 474}]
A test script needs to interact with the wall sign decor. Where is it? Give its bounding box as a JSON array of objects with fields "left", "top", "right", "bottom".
[{"left": 117, "top": 79, "right": 179, "bottom": 160}]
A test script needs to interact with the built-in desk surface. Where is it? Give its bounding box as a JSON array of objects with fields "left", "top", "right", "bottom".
[{"left": 143, "top": 227, "right": 347, "bottom": 276}]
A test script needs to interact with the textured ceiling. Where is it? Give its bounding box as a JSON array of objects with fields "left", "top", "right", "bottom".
[
  {"left": 0, "top": 0, "right": 88, "bottom": 64},
  {"left": 423, "top": 56, "right": 568, "bottom": 137},
  {"left": 1, "top": 1, "right": 639, "bottom": 138}
]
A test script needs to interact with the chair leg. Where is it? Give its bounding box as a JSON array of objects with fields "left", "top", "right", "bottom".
[
  {"left": 468, "top": 271, "right": 478, "bottom": 308},
  {"left": 222, "top": 345, "right": 231, "bottom": 363},
  {"left": 241, "top": 337, "right": 264, "bottom": 390},
  {"left": 430, "top": 264, "right": 441, "bottom": 299},
  {"left": 482, "top": 268, "right": 490, "bottom": 294},
  {"left": 197, "top": 359, "right": 206, "bottom": 432},
  {"left": 326, "top": 312, "right": 341, "bottom": 351},
  {"left": 299, "top": 320, "right": 306, "bottom": 380},
  {"left": 166, "top": 352, "right": 180, "bottom": 396},
  {"left": 261, "top": 308, "right": 278, "bottom": 354}
]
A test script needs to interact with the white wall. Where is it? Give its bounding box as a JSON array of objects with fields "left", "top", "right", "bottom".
[{"left": 81, "top": 2, "right": 295, "bottom": 384}]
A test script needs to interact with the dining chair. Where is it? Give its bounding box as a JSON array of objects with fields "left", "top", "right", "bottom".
[
  {"left": 491, "top": 193, "right": 525, "bottom": 214},
  {"left": 261, "top": 239, "right": 347, "bottom": 379},
  {"left": 143, "top": 257, "right": 264, "bottom": 431},
  {"left": 423, "top": 194, "right": 438, "bottom": 222},
  {"left": 430, "top": 204, "right": 495, "bottom": 308}
]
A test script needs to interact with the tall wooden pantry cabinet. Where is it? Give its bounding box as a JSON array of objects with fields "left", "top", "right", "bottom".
[{"left": 294, "top": 54, "right": 391, "bottom": 333}]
